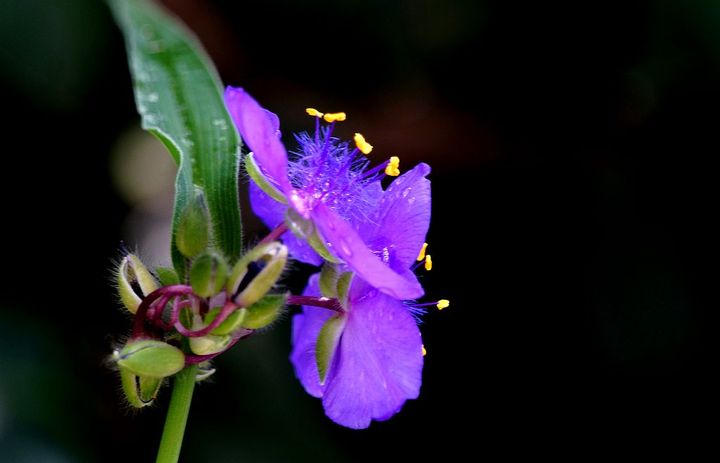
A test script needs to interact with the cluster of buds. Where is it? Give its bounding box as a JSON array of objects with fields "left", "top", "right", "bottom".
[{"left": 112, "top": 191, "right": 288, "bottom": 407}]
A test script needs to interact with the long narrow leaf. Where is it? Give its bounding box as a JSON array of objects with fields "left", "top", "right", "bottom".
[{"left": 110, "top": 0, "right": 242, "bottom": 276}]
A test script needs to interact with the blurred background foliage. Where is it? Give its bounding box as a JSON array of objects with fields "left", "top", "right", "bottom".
[{"left": 1, "top": 0, "right": 717, "bottom": 460}]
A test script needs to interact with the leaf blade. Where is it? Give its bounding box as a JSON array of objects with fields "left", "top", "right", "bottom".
[{"left": 109, "top": 0, "right": 242, "bottom": 275}]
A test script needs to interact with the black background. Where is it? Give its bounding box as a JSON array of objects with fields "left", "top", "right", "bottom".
[{"left": 1, "top": 0, "right": 717, "bottom": 460}]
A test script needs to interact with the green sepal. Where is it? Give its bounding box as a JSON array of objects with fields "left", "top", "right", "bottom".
[
  {"left": 117, "top": 254, "right": 159, "bottom": 314},
  {"left": 116, "top": 340, "right": 185, "bottom": 378},
  {"left": 336, "top": 272, "right": 353, "bottom": 307},
  {"left": 176, "top": 189, "right": 210, "bottom": 259},
  {"left": 285, "top": 208, "right": 340, "bottom": 264},
  {"left": 155, "top": 266, "right": 180, "bottom": 286},
  {"left": 138, "top": 375, "right": 162, "bottom": 403},
  {"left": 189, "top": 252, "right": 228, "bottom": 298},
  {"left": 319, "top": 264, "right": 339, "bottom": 298},
  {"left": 188, "top": 333, "right": 232, "bottom": 356},
  {"left": 119, "top": 367, "right": 146, "bottom": 408},
  {"left": 242, "top": 293, "right": 287, "bottom": 329},
  {"left": 316, "top": 315, "right": 346, "bottom": 385},
  {"left": 205, "top": 306, "right": 246, "bottom": 335},
  {"left": 227, "top": 242, "right": 288, "bottom": 307},
  {"left": 245, "top": 153, "right": 287, "bottom": 204}
]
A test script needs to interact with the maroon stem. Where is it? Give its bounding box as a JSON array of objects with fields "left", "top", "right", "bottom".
[
  {"left": 259, "top": 222, "right": 288, "bottom": 244},
  {"left": 286, "top": 295, "right": 344, "bottom": 312},
  {"left": 131, "top": 285, "right": 196, "bottom": 339},
  {"left": 174, "top": 299, "right": 239, "bottom": 337}
]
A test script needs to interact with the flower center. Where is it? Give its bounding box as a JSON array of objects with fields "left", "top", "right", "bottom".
[{"left": 286, "top": 109, "right": 401, "bottom": 224}]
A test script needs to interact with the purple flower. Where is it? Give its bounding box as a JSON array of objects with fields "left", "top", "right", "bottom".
[
  {"left": 290, "top": 163, "right": 431, "bottom": 428},
  {"left": 224, "top": 87, "right": 424, "bottom": 300},
  {"left": 291, "top": 275, "right": 423, "bottom": 429}
]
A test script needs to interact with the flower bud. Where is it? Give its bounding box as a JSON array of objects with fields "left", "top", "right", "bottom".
[
  {"left": 119, "top": 367, "right": 163, "bottom": 408},
  {"left": 241, "top": 293, "right": 287, "bottom": 329},
  {"left": 176, "top": 189, "right": 209, "bottom": 258},
  {"left": 155, "top": 266, "right": 180, "bottom": 286},
  {"left": 188, "top": 334, "right": 232, "bottom": 355},
  {"left": 187, "top": 313, "right": 233, "bottom": 355},
  {"left": 117, "top": 254, "right": 159, "bottom": 314},
  {"left": 226, "top": 242, "right": 288, "bottom": 307},
  {"left": 190, "top": 252, "right": 228, "bottom": 298},
  {"left": 115, "top": 339, "right": 185, "bottom": 378},
  {"left": 205, "top": 306, "right": 246, "bottom": 336}
]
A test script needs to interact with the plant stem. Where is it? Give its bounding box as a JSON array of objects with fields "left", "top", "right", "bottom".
[{"left": 156, "top": 365, "right": 198, "bottom": 463}]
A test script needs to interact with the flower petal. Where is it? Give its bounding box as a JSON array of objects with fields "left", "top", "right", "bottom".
[
  {"left": 224, "top": 86, "right": 292, "bottom": 193},
  {"left": 249, "top": 183, "right": 323, "bottom": 266},
  {"left": 370, "top": 163, "right": 431, "bottom": 271},
  {"left": 312, "top": 203, "right": 424, "bottom": 300},
  {"left": 322, "top": 279, "right": 423, "bottom": 429},
  {"left": 289, "top": 274, "right": 334, "bottom": 398}
]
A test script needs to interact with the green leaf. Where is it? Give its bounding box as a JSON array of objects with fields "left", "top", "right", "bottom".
[{"left": 109, "top": 0, "right": 242, "bottom": 277}]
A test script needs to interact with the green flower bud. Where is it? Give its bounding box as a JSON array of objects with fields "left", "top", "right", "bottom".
[
  {"left": 119, "top": 367, "right": 160, "bottom": 408},
  {"left": 188, "top": 333, "right": 232, "bottom": 355},
  {"left": 187, "top": 313, "right": 232, "bottom": 355},
  {"left": 117, "top": 254, "right": 160, "bottom": 314},
  {"left": 155, "top": 266, "right": 180, "bottom": 286},
  {"left": 227, "top": 242, "right": 288, "bottom": 307},
  {"left": 242, "top": 293, "right": 287, "bottom": 330},
  {"left": 115, "top": 340, "right": 185, "bottom": 378},
  {"left": 176, "top": 189, "right": 209, "bottom": 258},
  {"left": 190, "top": 252, "right": 229, "bottom": 298},
  {"left": 205, "top": 306, "right": 246, "bottom": 336}
]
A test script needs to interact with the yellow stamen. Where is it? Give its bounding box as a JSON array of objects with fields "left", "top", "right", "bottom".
[
  {"left": 354, "top": 133, "right": 373, "bottom": 154},
  {"left": 436, "top": 299, "right": 450, "bottom": 310},
  {"left": 385, "top": 156, "right": 400, "bottom": 176},
  {"left": 424, "top": 255, "right": 432, "bottom": 271},
  {"left": 306, "top": 108, "right": 324, "bottom": 118},
  {"left": 323, "top": 112, "right": 346, "bottom": 123},
  {"left": 421, "top": 345, "right": 427, "bottom": 356},
  {"left": 416, "top": 242, "right": 428, "bottom": 262}
]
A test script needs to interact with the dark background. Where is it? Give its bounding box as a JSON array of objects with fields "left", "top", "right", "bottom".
[{"left": 1, "top": 0, "right": 717, "bottom": 460}]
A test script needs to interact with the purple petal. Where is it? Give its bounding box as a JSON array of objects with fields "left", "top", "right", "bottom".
[
  {"left": 322, "top": 278, "right": 423, "bottom": 429},
  {"left": 224, "top": 86, "right": 293, "bottom": 193},
  {"left": 312, "top": 203, "right": 424, "bottom": 300},
  {"left": 369, "top": 163, "right": 432, "bottom": 271},
  {"left": 290, "top": 274, "right": 333, "bottom": 398},
  {"left": 250, "top": 183, "right": 323, "bottom": 266}
]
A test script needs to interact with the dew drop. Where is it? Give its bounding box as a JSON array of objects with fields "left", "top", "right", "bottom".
[
  {"left": 402, "top": 187, "right": 412, "bottom": 198},
  {"left": 339, "top": 239, "right": 353, "bottom": 257},
  {"left": 147, "top": 92, "right": 159, "bottom": 103}
]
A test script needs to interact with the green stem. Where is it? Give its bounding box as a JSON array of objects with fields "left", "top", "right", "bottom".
[{"left": 156, "top": 365, "right": 198, "bottom": 463}]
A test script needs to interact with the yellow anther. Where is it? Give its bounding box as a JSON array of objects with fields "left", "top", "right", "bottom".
[
  {"left": 416, "top": 242, "right": 428, "bottom": 262},
  {"left": 323, "top": 112, "right": 346, "bottom": 123},
  {"left": 385, "top": 156, "right": 400, "bottom": 177},
  {"left": 306, "top": 108, "right": 324, "bottom": 118},
  {"left": 421, "top": 345, "right": 427, "bottom": 356},
  {"left": 354, "top": 133, "right": 373, "bottom": 154},
  {"left": 424, "top": 255, "right": 432, "bottom": 271},
  {"left": 436, "top": 299, "right": 450, "bottom": 310}
]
